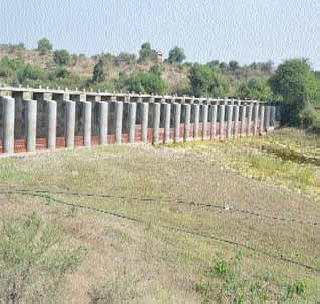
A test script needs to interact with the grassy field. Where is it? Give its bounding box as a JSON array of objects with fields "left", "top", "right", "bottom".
[{"left": 0, "top": 128, "right": 319, "bottom": 303}]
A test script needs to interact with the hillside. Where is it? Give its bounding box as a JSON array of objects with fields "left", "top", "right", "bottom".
[{"left": 0, "top": 43, "right": 273, "bottom": 97}]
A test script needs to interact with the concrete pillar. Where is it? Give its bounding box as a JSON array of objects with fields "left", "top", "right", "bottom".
[
  {"left": 275, "top": 104, "right": 281, "bottom": 127},
  {"left": 47, "top": 100, "right": 57, "bottom": 150},
  {"left": 240, "top": 105, "right": 247, "bottom": 137},
  {"left": 83, "top": 101, "right": 92, "bottom": 146},
  {"left": 129, "top": 102, "right": 137, "bottom": 144},
  {"left": 253, "top": 103, "right": 260, "bottom": 136},
  {"left": 270, "top": 105, "right": 276, "bottom": 127},
  {"left": 164, "top": 103, "right": 171, "bottom": 144},
  {"left": 226, "top": 105, "right": 233, "bottom": 138},
  {"left": 219, "top": 104, "right": 225, "bottom": 139},
  {"left": 141, "top": 102, "right": 149, "bottom": 144},
  {"left": 153, "top": 102, "right": 161, "bottom": 144},
  {"left": 202, "top": 104, "right": 208, "bottom": 140},
  {"left": 174, "top": 103, "right": 181, "bottom": 143},
  {"left": 259, "top": 105, "right": 265, "bottom": 134},
  {"left": 247, "top": 103, "right": 253, "bottom": 136},
  {"left": 26, "top": 99, "right": 37, "bottom": 152},
  {"left": 99, "top": 102, "right": 108, "bottom": 145},
  {"left": 65, "top": 100, "right": 76, "bottom": 148},
  {"left": 265, "top": 105, "right": 271, "bottom": 132},
  {"left": 2, "top": 96, "right": 15, "bottom": 154},
  {"left": 115, "top": 101, "right": 123, "bottom": 144},
  {"left": 193, "top": 104, "right": 200, "bottom": 139},
  {"left": 210, "top": 105, "right": 218, "bottom": 140},
  {"left": 234, "top": 103, "right": 240, "bottom": 137},
  {"left": 183, "top": 104, "right": 191, "bottom": 142}
]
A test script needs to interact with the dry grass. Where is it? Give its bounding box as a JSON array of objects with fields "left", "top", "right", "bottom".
[{"left": 0, "top": 128, "right": 319, "bottom": 302}]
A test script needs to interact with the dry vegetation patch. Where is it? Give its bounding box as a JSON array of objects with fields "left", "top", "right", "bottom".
[{"left": 0, "top": 129, "right": 319, "bottom": 302}]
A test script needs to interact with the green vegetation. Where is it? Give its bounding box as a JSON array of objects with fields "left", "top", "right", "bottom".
[
  {"left": 0, "top": 212, "right": 85, "bottom": 303},
  {"left": 139, "top": 42, "right": 153, "bottom": 62},
  {"left": 168, "top": 46, "right": 186, "bottom": 64},
  {"left": 37, "top": 38, "right": 52, "bottom": 55},
  {"left": 0, "top": 128, "right": 319, "bottom": 302},
  {"left": 270, "top": 59, "right": 320, "bottom": 128},
  {"left": 189, "top": 63, "right": 229, "bottom": 97},
  {"left": 1, "top": 40, "right": 320, "bottom": 129},
  {"left": 92, "top": 59, "right": 105, "bottom": 83},
  {"left": 53, "top": 49, "right": 70, "bottom": 66}
]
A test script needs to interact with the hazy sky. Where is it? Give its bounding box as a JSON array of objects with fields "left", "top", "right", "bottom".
[{"left": 1, "top": 0, "right": 320, "bottom": 68}]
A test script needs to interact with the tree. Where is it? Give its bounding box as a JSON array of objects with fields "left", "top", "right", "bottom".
[
  {"left": 238, "top": 77, "right": 273, "bottom": 100},
  {"left": 53, "top": 49, "right": 70, "bottom": 66},
  {"left": 139, "top": 42, "right": 152, "bottom": 62},
  {"left": 188, "top": 64, "right": 229, "bottom": 98},
  {"left": 92, "top": 59, "right": 105, "bottom": 83},
  {"left": 168, "top": 46, "right": 186, "bottom": 64},
  {"left": 228, "top": 60, "right": 240, "bottom": 72},
  {"left": 269, "top": 58, "right": 320, "bottom": 125},
  {"left": 37, "top": 38, "right": 52, "bottom": 55},
  {"left": 125, "top": 68, "right": 166, "bottom": 94}
]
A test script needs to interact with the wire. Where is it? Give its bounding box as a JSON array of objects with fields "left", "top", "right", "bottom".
[
  {"left": 4, "top": 188, "right": 320, "bottom": 227},
  {"left": 1, "top": 189, "right": 319, "bottom": 274}
]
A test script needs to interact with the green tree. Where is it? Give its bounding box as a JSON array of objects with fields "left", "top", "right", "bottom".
[
  {"left": 53, "top": 49, "right": 70, "bottom": 66},
  {"left": 125, "top": 69, "right": 166, "bottom": 94},
  {"left": 188, "top": 64, "right": 229, "bottom": 97},
  {"left": 168, "top": 46, "right": 186, "bottom": 64},
  {"left": 37, "top": 38, "right": 52, "bottom": 55},
  {"left": 139, "top": 42, "right": 152, "bottom": 62},
  {"left": 228, "top": 60, "right": 240, "bottom": 72},
  {"left": 269, "top": 58, "right": 320, "bottom": 125},
  {"left": 16, "top": 64, "right": 43, "bottom": 83},
  {"left": 238, "top": 77, "right": 273, "bottom": 100},
  {"left": 92, "top": 59, "right": 105, "bottom": 83}
]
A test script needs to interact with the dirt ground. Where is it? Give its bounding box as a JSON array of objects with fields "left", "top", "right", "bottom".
[{"left": 0, "top": 129, "right": 319, "bottom": 302}]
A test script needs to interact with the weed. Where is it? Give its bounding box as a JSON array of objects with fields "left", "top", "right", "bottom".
[{"left": 0, "top": 212, "right": 85, "bottom": 303}]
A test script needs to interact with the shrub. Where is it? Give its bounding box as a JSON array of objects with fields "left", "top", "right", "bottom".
[
  {"left": 53, "top": 49, "right": 70, "bottom": 66},
  {"left": 0, "top": 212, "right": 85, "bottom": 303},
  {"left": 188, "top": 64, "right": 229, "bottom": 97},
  {"left": 168, "top": 46, "right": 186, "bottom": 64},
  {"left": 37, "top": 38, "right": 53, "bottom": 55}
]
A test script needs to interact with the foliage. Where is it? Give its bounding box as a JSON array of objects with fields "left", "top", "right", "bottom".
[
  {"left": 168, "top": 46, "right": 186, "bottom": 64},
  {"left": 92, "top": 59, "right": 105, "bottom": 83},
  {"left": 0, "top": 212, "right": 85, "bottom": 303},
  {"left": 53, "top": 49, "right": 70, "bottom": 66},
  {"left": 195, "top": 253, "right": 307, "bottom": 303},
  {"left": 269, "top": 58, "right": 320, "bottom": 125},
  {"left": 188, "top": 63, "right": 229, "bottom": 97},
  {"left": 125, "top": 70, "right": 166, "bottom": 94},
  {"left": 228, "top": 60, "right": 240, "bottom": 72},
  {"left": 115, "top": 52, "right": 136, "bottom": 65},
  {"left": 238, "top": 77, "right": 273, "bottom": 100},
  {"left": 299, "top": 103, "right": 320, "bottom": 130},
  {"left": 139, "top": 42, "right": 152, "bottom": 62},
  {"left": 37, "top": 38, "right": 52, "bottom": 55},
  {"left": 16, "top": 64, "right": 43, "bottom": 83}
]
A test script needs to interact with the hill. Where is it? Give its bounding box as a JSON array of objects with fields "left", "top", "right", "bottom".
[{"left": 0, "top": 43, "right": 272, "bottom": 97}]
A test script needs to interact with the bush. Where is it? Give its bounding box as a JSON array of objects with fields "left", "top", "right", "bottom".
[
  {"left": 269, "top": 58, "right": 320, "bottom": 125},
  {"left": 299, "top": 103, "right": 320, "bottom": 130},
  {"left": 16, "top": 64, "right": 43, "bottom": 83},
  {"left": 238, "top": 77, "right": 273, "bottom": 100},
  {"left": 125, "top": 71, "right": 166, "bottom": 94},
  {"left": 168, "top": 46, "right": 186, "bottom": 64},
  {"left": 188, "top": 64, "right": 229, "bottom": 97},
  {"left": 0, "top": 212, "right": 85, "bottom": 303},
  {"left": 92, "top": 59, "right": 105, "bottom": 83},
  {"left": 37, "top": 38, "right": 52, "bottom": 55},
  {"left": 53, "top": 49, "right": 70, "bottom": 66}
]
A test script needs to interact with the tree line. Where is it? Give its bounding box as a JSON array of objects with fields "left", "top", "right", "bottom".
[{"left": 0, "top": 39, "right": 320, "bottom": 130}]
